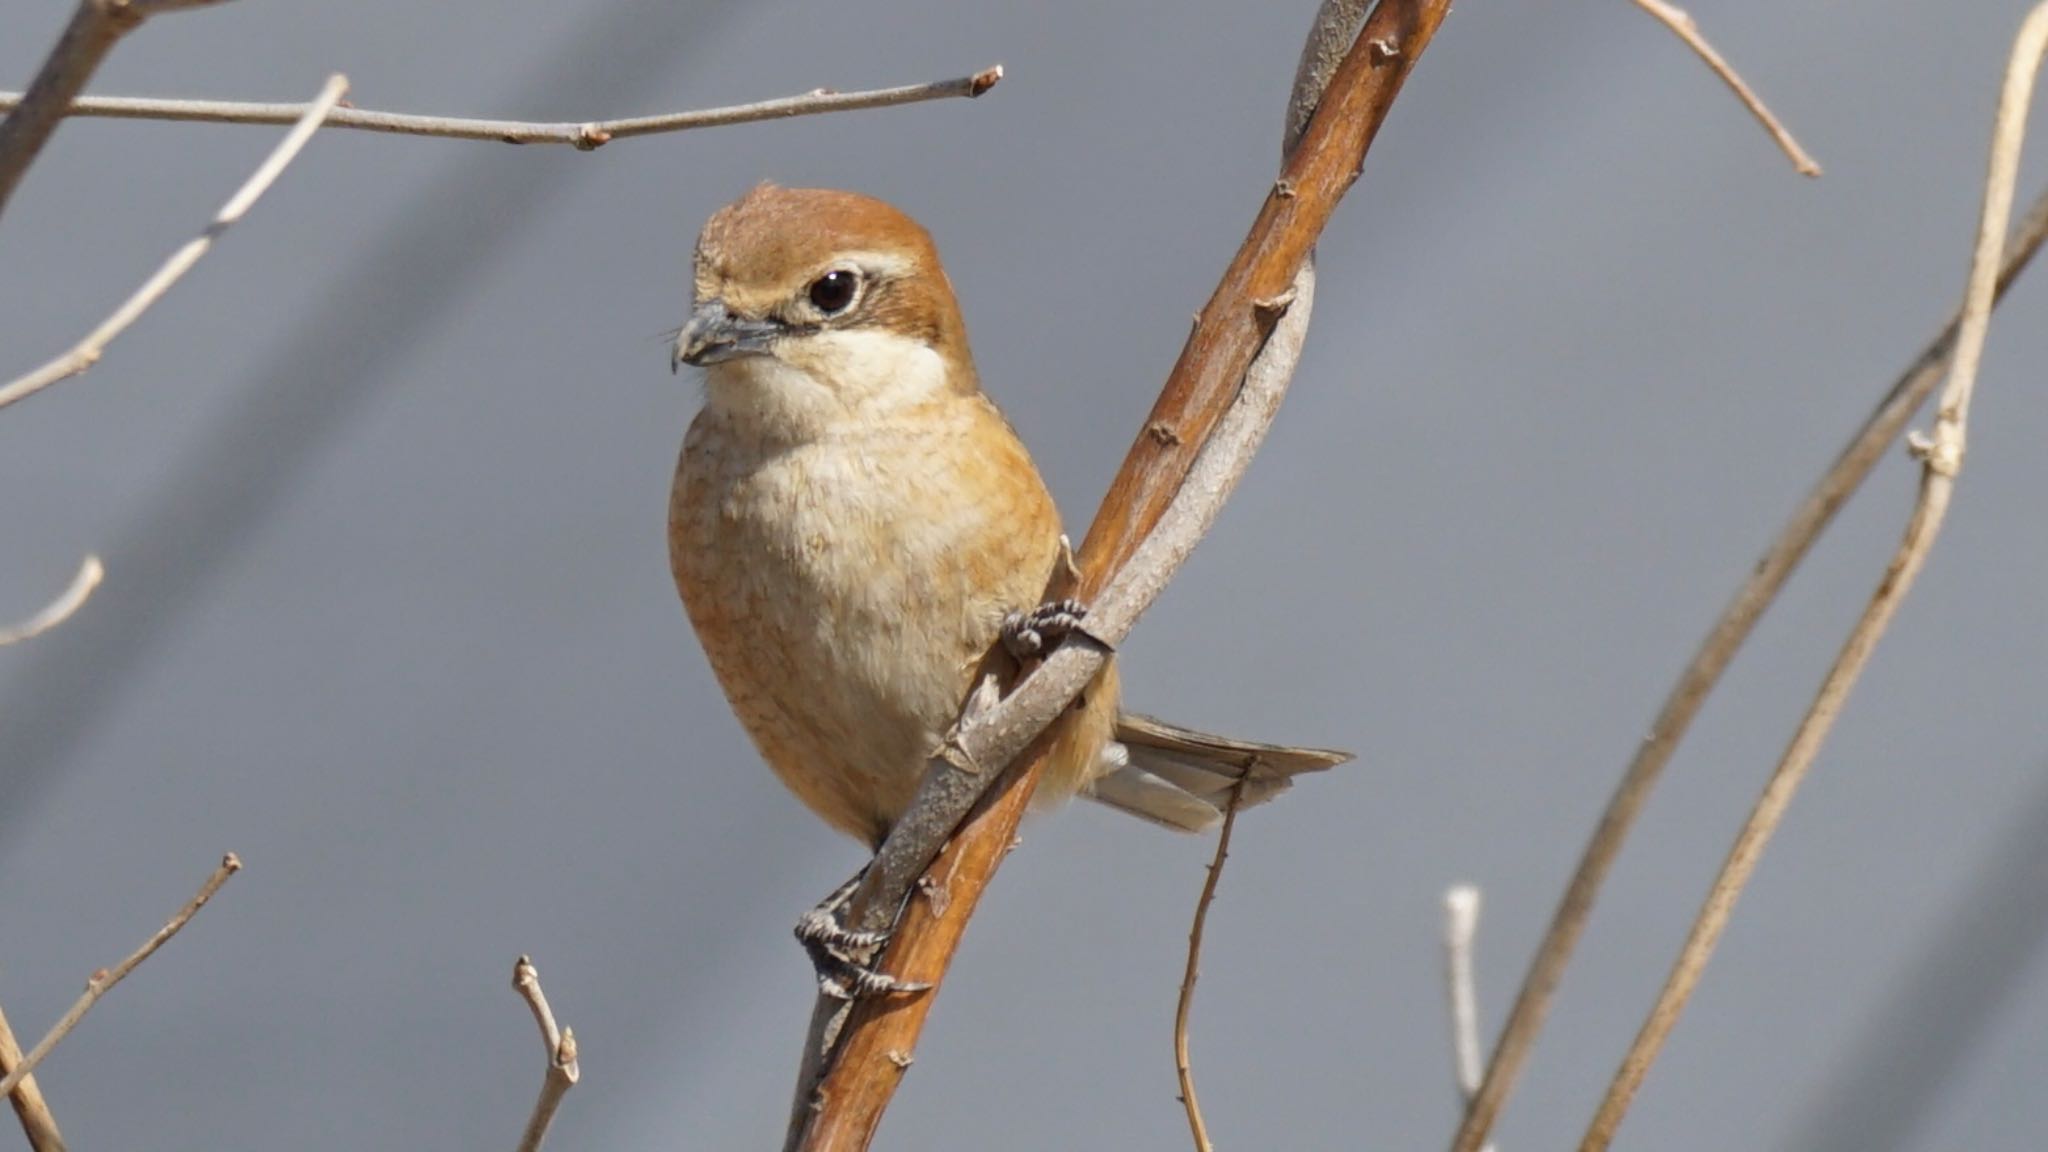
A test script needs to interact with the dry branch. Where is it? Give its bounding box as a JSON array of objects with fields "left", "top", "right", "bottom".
[
  {"left": 0, "top": 556, "right": 102, "bottom": 647},
  {"left": 1450, "top": 40, "right": 2048, "bottom": 1152},
  {"left": 0, "top": 854, "right": 241, "bottom": 1098},
  {"left": 781, "top": 3, "right": 1449, "bottom": 1149},
  {"left": 0, "top": 0, "right": 237, "bottom": 222},
  {"left": 0, "top": 66, "right": 1002, "bottom": 150},
  {"left": 0, "top": 74, "right": 348, "bottom": 413},
  {"left": 0, "top": 1000, "right": 65, "bottom": 1152},
  {"left": 1441, "top": 886, "right": 1493, "bottom": 1152},
  {"left": 1577, "top": 6, "right": 2048, "bottom": 1147},
  {"left": 1626, "top": 0, "right": 1820, "bottom": 175},
  {"left": 1173, "top": 779, "right": 1249, "bottom": 1152},
  {"left": 511, "top": 956, "right": 579, "bottom": 1152}
]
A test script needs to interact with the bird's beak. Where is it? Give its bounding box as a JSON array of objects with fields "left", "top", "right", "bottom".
[{"left": 673, "top": 299, "right": 780, "bottom": 371}]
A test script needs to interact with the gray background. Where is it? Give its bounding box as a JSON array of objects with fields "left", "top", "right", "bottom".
[{"left": 3, "top": 1, "right": 2046, "bottom": 1149}]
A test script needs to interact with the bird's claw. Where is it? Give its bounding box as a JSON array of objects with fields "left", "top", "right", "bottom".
[
  {"left": 795, "top": 871, "right": 929, "bottom": 1001},
  {"left": 1001, "top": 597, "right": 1091, "bottom": 661}
]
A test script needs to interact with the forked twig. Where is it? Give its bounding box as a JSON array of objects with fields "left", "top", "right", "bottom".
[
  {"left": 1174, "top": 778, "right": 1251, "bottom": 1152},
  {"left": 0, "top": 66, "right": 1002, "bottom": 150},
  {"left": 511, "top": 956, "right": 580, "bottom": 1152},
  {"left": 1626, "top": 0, "right": 1821, "bottom": 175},
  {"left": 0, "top": 854, "right": 242, "bottom": 1098},
  {"left": 0, "top": 556, "right": 102, "bottom": 646},
  {"left": 1577, "top": 6, "right": 2048, "bottom": 1147},
  {"left": 1448, "top": 174, "right": 2048, "bottom": 1152},
  {"left": 0, "top": 74, "right": 349, "bottom": 413}
]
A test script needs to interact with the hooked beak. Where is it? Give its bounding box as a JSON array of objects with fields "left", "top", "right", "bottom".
[{"left": 672, "top": 299, "right": 781, "bottom": 371}]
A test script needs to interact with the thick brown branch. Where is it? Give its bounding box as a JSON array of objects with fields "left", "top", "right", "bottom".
[
  {"left": 0, "top": 0, "right": 237, "bottom": 223},
  {"left": 0, "top": 66, "right": 1003, "bottom": 150},
  {"left": 0, "top": 854, "right": 241, "bottom": 1098},
  {"left": 782, "top": 3, "right": 1450, "bottom": 1149}
]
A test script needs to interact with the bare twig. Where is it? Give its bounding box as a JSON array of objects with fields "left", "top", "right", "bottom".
[
  {"left": 0, "top": 65, "right": 1002, "bottom": 150},
  {"left": 0, "top": 854, "right": 241, "bottom": 1097},
  {"left": 1626, "top": 0, "right": 1821, "bottom": 176},
  {"left": 1174, "top": 778, "right": 1250, "bottom": 1152},
  {"left": 511, "top": 956, "right": 580, "bottom": 1152},
  {"left": 1577, "top": 8, "right": 2048, "bottom": 1148},
  {"left": 0, "top": 0, "right": 237, "bottom": 222},
  {"left": 0, "top": 1000, "right": 65, "bottom": 1152},
  {"left": 1447, "top": 182, "right": 2048, "bottom": 1152},
  {"left": 0, "top": 556, "right": 103, "bottom": 647},
  {"left": 1442, "top": 886, "right": 1493, "bottom": 1152},
  {"left": 0, "top": 73, "right": 348, "bottom": 413},
  {"left": 783, "top": 3, "right": 1447, "bottom": 1149}
]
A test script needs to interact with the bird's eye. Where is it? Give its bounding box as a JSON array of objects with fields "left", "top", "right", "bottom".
[{"left": 807, "top": 269, "right": 860, "bottom": 315}]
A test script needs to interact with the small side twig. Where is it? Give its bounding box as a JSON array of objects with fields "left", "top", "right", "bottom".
[
  {"left": 512, "top": 956, "right": 579, "bottom": 1152},
  {"left": 1173, "top": 777, "right": 1250, "bottom": 1152},
  {"left": 0, "top": 555, "right": 102, "bottom": 647},
  {"left": 1578, "top": 7, "right": 2048, "bottom": 1148},
  {"left": 1441, "top": 886, "right": 1493, "bottom": 1152},
  {"left": 1626, "top": 0, "right": 1821, "bottom": 176},
  {"left": 0, "top": 0, "right": 239, "bottom": 221},
  {"left": 0, "top": 1000, "right": 65, "bottom": 1152},
  {"left": 0, "top": 65, "right": 1002, "bottom": 150},
  {"left": 0, "top": 73, "right": 349, "bottom": 413},
  {"left": 0, "top": 853, "right": 241, "bottom": 1098}
]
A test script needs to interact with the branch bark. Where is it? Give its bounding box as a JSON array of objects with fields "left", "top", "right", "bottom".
[
  {"left": 0, "top": 66, "right": 1002, "bottom": 150},
  {"left": 0, "top": 1000, "right": 65, "bottom": 1152},
  {"left": 780, "top": 3, "right": 1450, "bottom": 1149},
  {"left": 0, "top": 74, "right": 349, "bottom": 413},
  {"left": 1173, "top": 779, "right": 1249, "bottom": 1152},
  {"left": 511, "top": 956, "right": 579, "bottom": 1152},
  {"left": 1625, "top": 0, "right": 1820, "bottom": 175},
  {"left": 1577, "top": 6, "right": 2048, "bottom": 1146},
  {"left": 0, "top": 0, "right": 236, "bottom": 223},
  {"left": 0, "top": 556, "right": 102, "bottom": 647}
]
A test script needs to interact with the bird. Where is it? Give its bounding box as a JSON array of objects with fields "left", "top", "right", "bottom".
[{"left": 667, "top": 183, "right": 1348, "bottom": 991}]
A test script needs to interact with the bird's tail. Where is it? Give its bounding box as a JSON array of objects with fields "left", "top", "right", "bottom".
[{"left": 1084, "top": 711, "right": 1351, "bottom": 832}]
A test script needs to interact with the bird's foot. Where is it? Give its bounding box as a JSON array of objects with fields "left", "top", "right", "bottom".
[
  {"left": 794, "top": 868, "right": 929, "bottom": 1001},
  {"left": 1001, "top": 597, "right": 1091, "bottom": 662}
]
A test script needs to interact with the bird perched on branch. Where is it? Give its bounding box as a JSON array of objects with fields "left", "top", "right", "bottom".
[{"left": 668, "top": 183, "right": 1347, "bottom": 994}]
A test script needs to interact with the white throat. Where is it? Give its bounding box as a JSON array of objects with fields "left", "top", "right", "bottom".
[{"left": 701, "top": 329, "right": 955, "bottom": 445}]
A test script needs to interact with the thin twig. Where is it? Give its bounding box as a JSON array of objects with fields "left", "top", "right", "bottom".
[
  {"left": 0, "top": 0, "right": 237, "bottom": 222},
  {"left": 0, "top": 1000, "right": 65, "bottom": 1152},
  {"left": 1174, "top": 777, "right": 1250, "bottom": 1152},
  {"left": 1446, "top": 179, "right": 2048, "bottom": 1152},
  {"left": 511, "top": 956, "right": 580, "bottom": 1152},
  {"left": 782, "top": 3, "right": 1447, "bottom": 1149},
  {"left": 1626, "top": 0, "right": 1821, "bottom": 176},
  {"left": 1578, "top": 7, "right": 2048, "bottom": 1148},
  {"left": 0, "top": 65, "right": 1002, "bottom": 150},
  {"left": 0, "top": 854, "right": 241, "bottom": 1098},
  {"left": 0, "top": 73, "right": 348, "bottom": 413},
  {"left": 1441, "top": 886, "right": 1493, "bottom": 1152},
  {"left": 0, "top": 556, "right": 102, "bottom": 647}
]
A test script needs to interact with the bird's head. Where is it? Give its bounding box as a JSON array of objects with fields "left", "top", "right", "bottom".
[{"left": 675, "top": 184, "right": 978, "bottom": 437}]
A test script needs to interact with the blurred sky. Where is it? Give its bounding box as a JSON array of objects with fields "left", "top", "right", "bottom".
[{"left": 3, "top": 2, "right": 2047, "bottom": 1149}]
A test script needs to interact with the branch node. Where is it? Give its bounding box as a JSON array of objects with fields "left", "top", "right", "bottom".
[
  {"left": 1369, "top": 36, "right": 1401, "bottom": 63},
  {"left": 969, "top": 65, "right": 1005, "bottom": 97},
  {"left": 1146, "top": 421, "right": 1184, "bottom": 447},
  {"left": 572, "top": 124, "right": 611, "bottom": 150}
]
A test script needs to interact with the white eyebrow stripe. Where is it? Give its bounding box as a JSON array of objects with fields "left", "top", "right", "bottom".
[{"left": 828, "top": 250, "right": 918, "bottom": 279}]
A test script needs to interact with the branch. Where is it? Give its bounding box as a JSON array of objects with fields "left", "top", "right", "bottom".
[
  {"left": 0, "top": 0, "right": 236, "bottom": 223},
  {"left": 1174, "top": 779, "right": 1249, "bottom": 1152},
  {"left": 0, "top": 73, "right": 348, "bottom": 413},
  {"left": 0, "top": 555, "right": 102, "bottom": 647},
  {"left": 511, "top": 956, "right": 580, "bottom": 1152},
  {"left": 1626, "top": 0, "right": 1821, "bottom": 176},
  {"left": 781, "top": 3, "right": 1449, "bottom": 1149},
  {"left": 0, "top": 854, "right": 241, "bottom": 1098},
  {"left": 0, "top": 65, "right": 1003, "bottom": 150},
  {"left": 0, "top": 1000, "right": 64, "bottom": 1152},
  {"left": 1441, "top": 886, "right": 1493, "bottom": 1152},
  {"left": 1449, "top": 32, "right": 2048, "bottom": 1152},
  {"left": 1578, "top": 7, "right": 2048, "bottom": 1147}
]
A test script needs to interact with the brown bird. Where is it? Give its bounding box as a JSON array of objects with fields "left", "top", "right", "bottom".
[{"left": 668, "top": 184, "right": 1346, "bottom": 990}]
